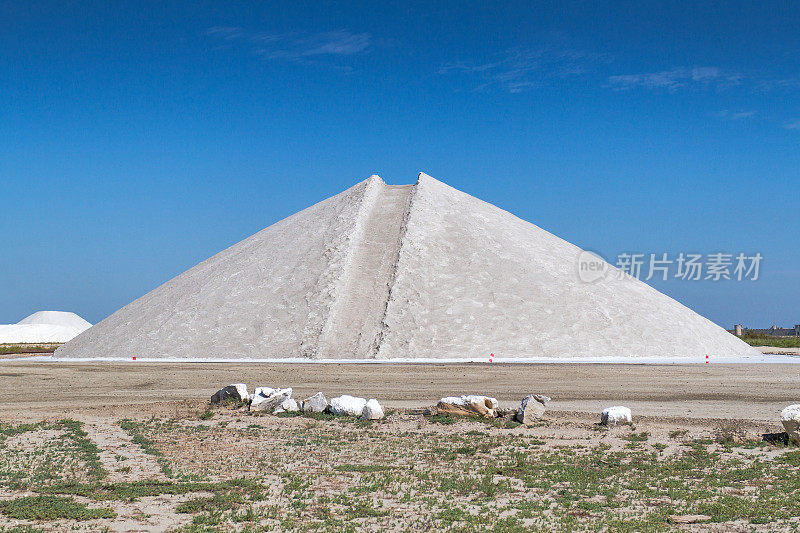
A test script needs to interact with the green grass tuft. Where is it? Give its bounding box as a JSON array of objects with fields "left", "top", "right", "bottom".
[
  {"left": 741, "top": 335, "right": 800, "bottom": 348},
  {"left": 0, "top": 495, "right": 115, "bottom": 521}
]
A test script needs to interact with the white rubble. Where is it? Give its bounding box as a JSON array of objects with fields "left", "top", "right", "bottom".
[
  {"left": 439, "top": 395, "right": 499, "bottom": 409},
  {"left": 301, "top": 392, "right": 328, "bottom": 413},
  {"left": 53, "top": 173, "right": 761, "bottom": 362},
  {"left": 253, "top": 387, "right": 275, "bottom": 398},
  {"left": 274, "top": 398, "right": 299, "bottom": 414},
  {"left": 438, "top": 395, "right": 498, "bottom": 418},
  {"left": 360, "top": 399, "right": 384, "bottom": 420},
  {"left": 516, "top": 394, "right": 549, "bottom": 424},
  {"left": 780, "top": 404, "right": 800, "bottom": 443},
  {"left": 211, "top": 383, "right": 250, "bottom": 404},
  {"left": 329, "top": 395, "right": 368, "bottom": 417},
  {"left": 250, "top": 387, "right": 292, "bottom": 412},
  {"left": 601, "top": 406, "right": 632, "bottom": 425}
]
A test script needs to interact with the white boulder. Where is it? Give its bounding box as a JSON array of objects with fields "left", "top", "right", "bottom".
[
  {"left": 361, "top": 399, "right": 384, "bottom": 420},
  {"left": 251, "top": 387, "right": 292, "bottom": 413},
  {"left": 329, "top": 395, "right": 368, "bottom": 417},
  {"left": 781, "top": 404, "right": 800, "bottom": 443},
  {"left": 439, "top": 395, "right": 499, "bottom": 409},
  {"left": 516, "top": 394, "right": 549, "bottom": 424},
  {"left": 438, "top": 395, "right": 498, "bottom": 418},
  {"left": 211, "top": 384, "right": 250, "bottom": 404},
  {"left": 301, "top": 392, "right": 329, "bottom": 413},
  {"left": 275, "top": 398, "right": 299, "bottom": 414},
  {"left": 601, "top": 406, "right": 632, "bottom": 426}
]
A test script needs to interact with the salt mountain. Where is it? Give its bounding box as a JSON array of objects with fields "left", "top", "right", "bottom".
[{"left": 55, "top": 173, "right": 757, "bottom": 361}]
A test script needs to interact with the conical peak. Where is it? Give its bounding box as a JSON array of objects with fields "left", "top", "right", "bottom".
[
  {"left": 414, "top": 172, "right": 460, "bottom": 197},
  {"left": 363, "top": 173, "right": 446, "bottom": 187},
  {"left": 417, "top": 172, "right": 437, "bottom": 184},
  {"left": 362, "top": 173, "right": 442, "bottom": 187}
]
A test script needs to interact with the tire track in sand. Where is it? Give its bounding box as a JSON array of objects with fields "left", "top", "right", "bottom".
[{"left": 81, "top": 418, "right": 167, "bottom": 483}]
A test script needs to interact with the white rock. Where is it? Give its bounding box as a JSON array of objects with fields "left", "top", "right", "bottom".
[
  {"left": 253, "top": 386, "right": 275, "bottom": 398},
  {"left": 251, "top": 387, "right": 292, "bottom": 412},
  {"left": 438, "top": 395, "right": 498, "bottom": 418},
  {"left": 439, "top": 395, "right": 498, "bottom": 409},
  {"left": 211, "top": 383, "right": 250, "bottom": 404},
  {"left": 301, "top": 392, "right": 328, "bottom": 413},
  {"left": 516, "top": 395, "right": 546, "bottom": 424},
  {"left": 601, "top": 406, "right": 632, "bottom": 425},
  {"left": 532, "top": 394, "right": 551, "bottom": 405},
  {"left": 274, "top": 398, "right": 299, "bottom": 414},
  {"left": 467, "top": 395, "right": 498, "bottom": 409},
  {"left": 781, "top": 404, "right": 800, "bottom": 443},
  {"left": 329, "top": 395, "right": 368, "bottom": 417},
  {"left": 361, "top": 399, "right": 384, "bottom": 420}
]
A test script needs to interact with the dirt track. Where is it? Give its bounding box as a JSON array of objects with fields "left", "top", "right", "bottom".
[{"left": 1, "top": 361, "right": 798, "bottom": 422}]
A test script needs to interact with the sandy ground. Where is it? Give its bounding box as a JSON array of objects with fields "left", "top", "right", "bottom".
[
  {"left": 2, "top": 360, "right": 800, "bottom": 530},
  {"left": 1, "top": 360, "right": 798, "bottom": 422},
  {"left": 0, "top": 404, "right": 794, "bottom": 531}
]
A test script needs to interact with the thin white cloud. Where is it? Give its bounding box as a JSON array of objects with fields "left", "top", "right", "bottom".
[
  {"left": 758, "top": 76, "right": 800, "bottom": 91},
  {"left": 606, "top": 67, "right": 743, "bottom": 91},
  {"left": 206, "top": 27, "right": 247, "bottom": 41},
  {"left": 784, "top": 119, "right": 800, "bottom": 130},
  {"left": 716, "top": 110, "right": 757, "bottom": 120},
  {"left": 206, "top": 27, "right": 371, "bottom": 67},
  {"left": 439, "top": 47, "right": 612, "bottom": 93}
]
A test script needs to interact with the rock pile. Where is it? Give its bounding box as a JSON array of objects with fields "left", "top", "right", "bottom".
[
  {"left": 208, "top": 388, "right": 800, "bottom": 443},
  {"left": 435, "top": 393, "right": 552, "bottom": 425},
  {"left": 209, "top": 385, "right": 385, "bottom": 420}
]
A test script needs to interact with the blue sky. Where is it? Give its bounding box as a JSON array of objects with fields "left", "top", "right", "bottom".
[{"left": 2, "top": 0, "right": 798, "bottom": 328}]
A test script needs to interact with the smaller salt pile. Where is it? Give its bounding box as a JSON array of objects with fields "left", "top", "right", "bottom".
[{"left": 0, "top": 311, "right": 92, "bottom": 343}]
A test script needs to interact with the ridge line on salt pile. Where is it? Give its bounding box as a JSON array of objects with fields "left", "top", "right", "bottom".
[
  {"left": 315, "top": 175, "right": 417, "bottom": 360},
  {"left": 372, "top": 174, "right": 420, "bottom": 358}
]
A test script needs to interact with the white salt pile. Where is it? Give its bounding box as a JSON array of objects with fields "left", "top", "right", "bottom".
[
  {"left": 0, "top": 311, "right": 92, "bottom": 343},
  {"left": 55, "top": 173, "right": 760, "bottom": 362}
]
